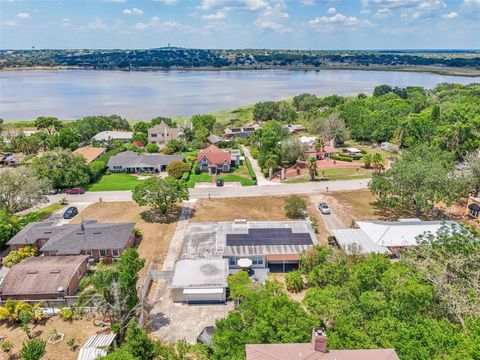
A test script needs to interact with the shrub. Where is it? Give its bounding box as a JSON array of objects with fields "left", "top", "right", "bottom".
[
  {"left": 284, "top": 195, "right": 307, "bottom": 219},
  {"left": 250, "top": 146, "right": 260, "bottom": 159},
  {"left": 19, "top": 338, "right": 46, "bottom": 360},
  {"left": 194, "top": 166, "right": 202, "bottom": 175},
  {"left": 88, "top": 160, "right": 106, "bottom": 182},
  {"left": 167, "top": 161, "right": 191, "bottom": 179},
  {"left": 285, "top": 270, "right": 304, "bottom": 293},
  {"left": 145, "top": 143, "right": 159, "bottom": 153},
  {"left": 1, "top": 341, "right": 13, "bottom": 352},
  {"left": 3, "top": 246, "right": 37, "bottom": 268},
  {"left": 59, "top": 308, "right": 74, "bottom": 321},
  {"left": 245, "top": 157, "right": 257, "bottom": 182},
  {"left": 310, "top": 215, "right": 319, "bottom": 234}
]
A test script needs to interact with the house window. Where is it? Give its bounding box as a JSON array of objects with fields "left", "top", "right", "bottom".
[
  {"left": 223, "top": 163, "right": 229, "bottom": 172},
  {"left": 252, "top": 256, "right": 263, "bottom": 265},
  {"left": 112, "top": 249, "right": 120, "bottom": 257},
  {"left": 470, "top": 207, "right": 480, "bottom": 218},
  {"left": 151, "top": 134, "right": 157, "bottom": 137},
  {"left": 100, "top": 249, "right": 106, "bottom": 257},
  {"left": 229, "top": 257, "right": 236, "bottom": 266}
]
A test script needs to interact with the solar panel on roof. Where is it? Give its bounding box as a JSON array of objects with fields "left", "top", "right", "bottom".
[{"left": 226, "top": 228, "right": 313, "bottom": 246}]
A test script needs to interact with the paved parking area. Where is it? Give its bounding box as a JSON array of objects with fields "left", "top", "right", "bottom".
[{"left": 148, "top": 279, "right": 233, "bottom": 343}]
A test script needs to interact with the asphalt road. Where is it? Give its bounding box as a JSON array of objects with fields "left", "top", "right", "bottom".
[{"left": 48, "top": 179, "right": 369, "bottom": 204}]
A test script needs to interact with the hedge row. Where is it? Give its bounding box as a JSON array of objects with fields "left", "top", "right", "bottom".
[
  {"left": 245, "top": 157, "right": 257, "bottom": 182},
  {"left": 330, "top": 154, "right": 353, "bottom": 162}
]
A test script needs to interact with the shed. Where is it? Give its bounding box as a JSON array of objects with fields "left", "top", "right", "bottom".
[
  {"left": 169, "top": 258, "right": 228, "bottom": 303},
  {"left": 77, "top": 333, "right": 116, "bottom": 360},
  {"left": 345, "top": 147, "right": 362, "bottom": 155}
]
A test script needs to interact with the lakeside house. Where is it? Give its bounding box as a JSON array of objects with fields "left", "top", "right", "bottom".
[
  {"left": 7, "top": 220, "right": 136, "bottom": 261},
  {"left": 332, "top": 219, "right": 460, "bottom": 257},
  {"left": 0, "top": 255, "right": 88, "bottom": 301},
  {"left": 107, "top": 151, "right": 184, "bottom": 173},
  {"left": 91, "top": 131, "right": 133, "bottom": 143},
  {"left": 148, "top": 121, "right": 191, "bottom": 146},
  {"left": 246, "top": 328, "right": 399, "bottom": 360},
  {"left": 73, "top": 146, "right": 106, "bottom": 164},
  {"left": 224, "top": 124, "right": 261, "bottom": 139}
]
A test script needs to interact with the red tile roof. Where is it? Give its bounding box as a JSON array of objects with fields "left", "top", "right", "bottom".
[{"left": 197, "top": 145, "right": 231, "bottom": 166}]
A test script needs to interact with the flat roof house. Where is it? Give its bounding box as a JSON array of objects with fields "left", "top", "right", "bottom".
[
  {"left": 169, "top": 258, "right": 229, "bottom": 303},
  {"left": 246, "top": 328, "right": 399, "bottom": 360},
  {"left": 7, "top": 220, "right": 136, "bottom": 261},
  {"left": 0, "top": 255, "right": 88, "bottom": 301},
  {"left": 197, "top": 145, "right": 232, "bottom": 175},
  {"left": 332, "top": 219, "right": 460, "bottom": 256},
  {"left": 107, "top": 151, "right": 184, "bottom": 173},
  {"left": 182, "top": 220, "right": 316, "bottom": 272},
  {"left": 73, "top": 147, "right": 106, "bottom": 164}
]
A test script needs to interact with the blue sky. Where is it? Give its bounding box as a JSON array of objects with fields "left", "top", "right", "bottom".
[{"left": 0, "top": 0, "right": 479, "bottom": 50}]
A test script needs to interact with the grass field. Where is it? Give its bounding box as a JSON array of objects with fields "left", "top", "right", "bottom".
[
  {"left": 209, "top": 104, "right": 254, "bottom": 125},
  {"left": 218, "top": 173, "right": 254, "bottom": 186},
  {"left": 87, "top": 173, "right": 143, "bottom": 191},
  {"left": 187, "top": 173, "right": 212, "bottom": 188},
  {"left": 284, "top": 167, "right": 372, "bottom": 183}
]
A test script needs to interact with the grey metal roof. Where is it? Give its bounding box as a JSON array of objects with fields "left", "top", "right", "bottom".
[
  {"left": 169, "top": 258, "right": 228, "bottom": 289},
  {"left": 331, "top": 229, "right": 391, "bottom": 255},
  {"left": 182, "top": 221, "right": 316, "bottom": 258},
  {"left": 8, "top": 221, "right": 135, "bottom": 254},
  {"left": 78, "top": 333, "right": 116, "bottom": 360},
  {"left": 107, "top": 151, "right": 184, "bottom": 168},
  {"left": 207, "top": 135, "right": 224, "bottom": 144},
  {"left": 91, "top": 131, "right": 133, "bottom": 141}
]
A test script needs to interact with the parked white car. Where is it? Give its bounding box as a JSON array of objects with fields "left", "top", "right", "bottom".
[{"left": 318, "top": 202, "right": 330, "bottom": 215}]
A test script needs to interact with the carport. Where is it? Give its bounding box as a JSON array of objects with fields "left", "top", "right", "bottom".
[
  {"left": 183, "top": 288, "right": 225, "bottom": 303},
  {"left": 266, "top": 254, "right": 300, "bottom": 273}
]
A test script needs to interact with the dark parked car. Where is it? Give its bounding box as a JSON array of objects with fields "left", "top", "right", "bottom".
[
  {"left": 65, "top": 187, "right": 85, "bottom": 195},
  {"left": 216, "top": 178, "right": 224, "bottom": 187},
  {"left": 63, "top": 206, "right": 78, "bottom": 219}
]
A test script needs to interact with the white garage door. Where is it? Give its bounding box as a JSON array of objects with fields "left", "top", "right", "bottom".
[{"left": 183, "top": 288, "right": 225, "bottom": 303}]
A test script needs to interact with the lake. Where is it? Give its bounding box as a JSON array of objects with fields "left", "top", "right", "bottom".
[{"left": 1, "top": 69, "right": 479, "bottom": 120}]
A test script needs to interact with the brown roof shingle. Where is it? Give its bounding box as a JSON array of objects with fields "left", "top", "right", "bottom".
[
  {"left": 0, "top": 255, "right": 88, "bottom": 297},
  {"left": 246, "top": 344, "right": 400, "bottom": 360},
  {"left": 73, "top": 147, "right": 106, "bottom": 164}
]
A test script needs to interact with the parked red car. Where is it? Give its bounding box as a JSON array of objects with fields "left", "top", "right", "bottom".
[{"left": 65, "top": 187, "right": 85, "bottom": 195}]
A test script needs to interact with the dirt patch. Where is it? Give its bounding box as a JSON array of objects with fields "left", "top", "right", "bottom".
[
  {"left": 324, "top": 190, "right": 379, "bottom": 227},
  {"left": 0, "top": 316, "right": 98, "bottom": 360},
  {"left": 268, "top": 273, "right": 307, "bottom": 302},
  {"left": 191, "top": 196, "right": 294, "bottom": 222},
  {"left": 71, "top": 202, "right": 177, "bottom": 278}
]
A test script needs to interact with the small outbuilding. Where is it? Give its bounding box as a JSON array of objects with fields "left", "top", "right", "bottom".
[
  {"left": 77, "top": 333, "right": 116, "bottom": 360},
  {"left": 169, "top": 258, "right": 228, "bottom": 304}
]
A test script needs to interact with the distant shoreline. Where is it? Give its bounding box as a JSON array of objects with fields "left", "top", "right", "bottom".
[{"left": 2, "top": 65, "right": 480, "bottom": 77}]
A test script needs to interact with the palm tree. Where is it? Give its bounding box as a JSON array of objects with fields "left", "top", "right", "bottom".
[
  {"left": 371, "top": 153, "right": 386, "bottom": 173},
  {"left": 362, "top": 153, "right": 374, "bottom": 169},
  {"left": 264, "top": 155, "right": 278, "bottom": 180},
  {"left": 307, "top": 156, "right": 317, "bottom": 181},
  {"left": 314, "top": 136, "right": 325, "bottom": 152}
]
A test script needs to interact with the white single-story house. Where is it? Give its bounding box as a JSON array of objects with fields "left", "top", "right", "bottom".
[
  {"left": 107, "top": 151, "right": 184, "bottom": 173},
  {"left": 332, "top": 219, "right": 460, "bottom": 256},
  {"left": 91, "top": 131, "right": 133, "bottom": 143},
  {"left": 181, "top": 220, "right": 316, "bottom": 273},
  {"left": 169, "top": 258, "right": 229, "bottom": 303}
]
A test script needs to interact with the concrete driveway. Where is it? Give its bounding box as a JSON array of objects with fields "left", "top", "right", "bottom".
[
  {"left": 149, "top": 279, "right": 233, "bottom": 343},
  {"left": 310, "top": 195, "right": 346, "bottom": 231}
]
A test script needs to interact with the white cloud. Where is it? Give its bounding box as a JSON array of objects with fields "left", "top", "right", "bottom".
[
  {"left": 88, "top": 17, "right": 107, "bottom": 29},
  {"left": 374, "top": 8, "right": 392, "bottom": 18},
  {"left": 442, "top": 11, "right": 458, "bottom": 18},
  {"left": 16, "top": 12, "right": 31, "bottom": 19},
  {"left": 309, "top": 12, "right": 373, "bottom": 31},
  {"left": 202, "top": 11, "right": 226, "bottom": 20},
  {"left": 155, "top": 0, "right": 178, "bottom": 4},
  {"left": 1, "top": 20, "right": 17, "bottom": 27},
  {"left": 199, "top": 0, "right": 269, "bottom": 11},
  {"left": 253, "top": 0, "right": 290, "bottom": 32},
  {"left": 327, "top": 7, "right": 337, "bottom": 14},
  {"left": 123, "top": 8, "right": 144, "bottom": 16},
  {"left": 133, "top": 16, "right": 192, "bottom": 32}
]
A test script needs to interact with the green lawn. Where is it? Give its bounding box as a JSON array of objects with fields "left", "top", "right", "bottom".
[
  {"left": 283, "top": 167, "right": 373, "bottom": 183},
  {"left": 87, "top": 173, "right": 144, "bottom": 191},
  {"left": 218, "top": 174, "right": 254, "bottom": 186},
  {"left": 187, "top": 173, "right": 212, "bottom": 188}
]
